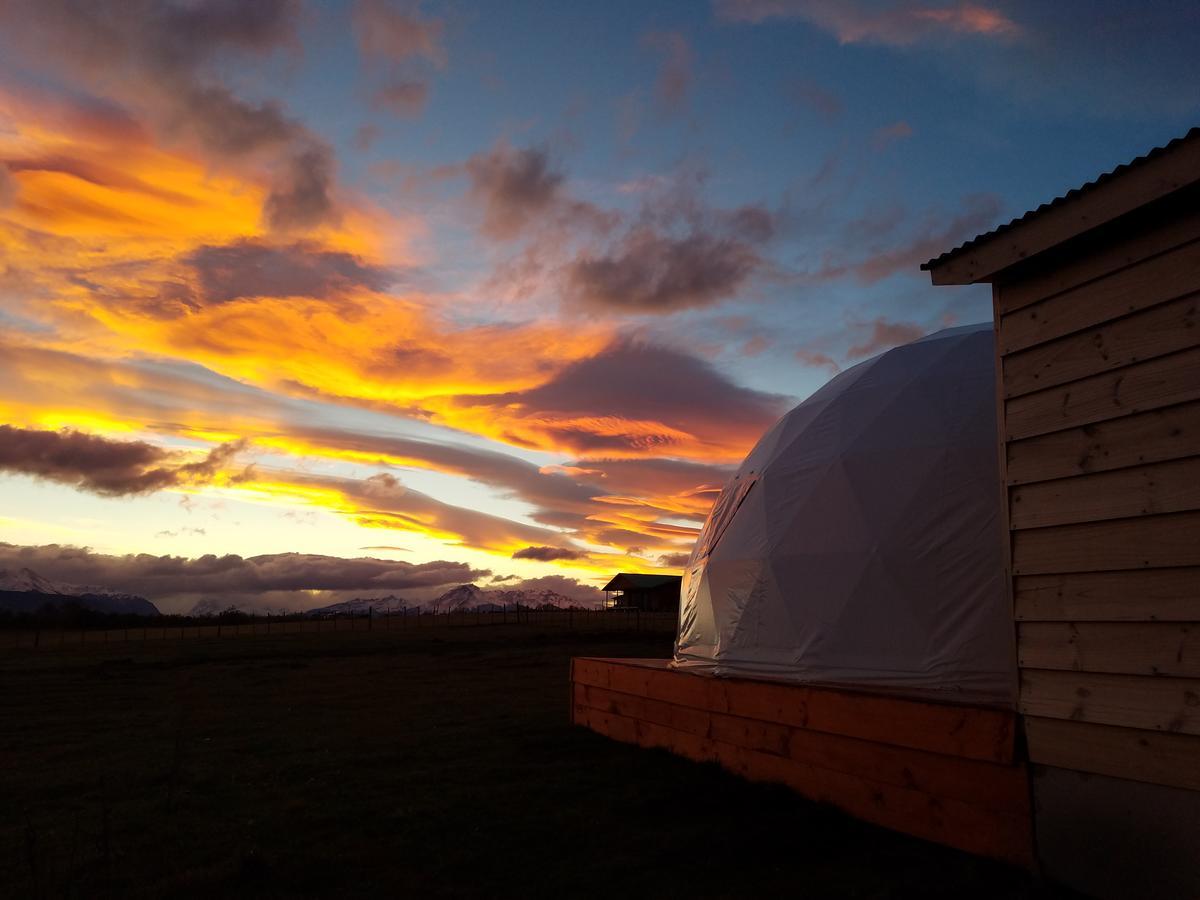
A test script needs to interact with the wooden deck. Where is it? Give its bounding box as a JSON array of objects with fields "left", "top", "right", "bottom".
[{"left": 571, "top": 657, "right": 1034, "bottom": 868}]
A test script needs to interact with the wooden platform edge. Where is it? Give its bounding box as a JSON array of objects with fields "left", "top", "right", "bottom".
[
  {"left": 572, "top": 657, "right": 1016, "bottom": 763},
  {"left": 570, "top": 658, "right": 1034, "bottom": 870}
]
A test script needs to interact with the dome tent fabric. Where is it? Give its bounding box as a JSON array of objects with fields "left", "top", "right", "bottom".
[{"left": 674, "top": 323, "right": 1015, "bottom": 705}]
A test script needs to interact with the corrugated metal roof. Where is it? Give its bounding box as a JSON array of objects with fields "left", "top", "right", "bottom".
[{"left": 922, "top": 126, "right": 1200, "bottom": 271}]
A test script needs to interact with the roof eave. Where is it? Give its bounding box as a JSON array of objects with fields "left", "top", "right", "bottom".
[{"left": 923, "top": 129, "right": 1200, "bottom": 285}]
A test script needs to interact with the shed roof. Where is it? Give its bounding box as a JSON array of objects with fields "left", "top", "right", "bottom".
[
  {"left": 923, "top": 127, "right": 1200, "bottom": 285},
  {"left": 602, "top": 573, "right": 682, "bottom": 592}
]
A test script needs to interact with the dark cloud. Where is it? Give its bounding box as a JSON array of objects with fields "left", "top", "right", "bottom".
[
  {"left": 721, "top": 2, "right": 1200, "bottom": 116},
  {"left": 464, "top": 144, "right": 565, "bottom": 240},
  {"left": 318, "top": 471, "right": 568, "bottom": 552},
  {"left": 813, "top": 193, "right": 1001, "bottom": 284},
  {"left": 353, "top": 0, "right": 445, "bottom": 66},
  {"left": 184, "top": 240, "right": 394, "bottom": 303},
  {"left": 0, "top": 542, "right": 485, "bottom": 610},
  {"left": 788, "top": 78, "right": 843, "bottom": 122},
  {"left": 511, "top": 545, "right": 583, "bottom": 562},
  {"left": 846, "top": 317, "right": 926, "bottom": 358},
  {"left": 0, "top": 426, "right": 246, "bottom": 497},
  {"left": 0, "top": 164, "right": 17, "bottom": 208},
  {"left": 287, "top": 425, "right": 597, "bottom": 526},
  {"left": 795, "top": 348, "right": 842, "bottom": 373},
  {"left": 466, "top": 339, "right": 788, "bottom": 456},
  {"left": 714, "top": 0, "right": 1021, "bottom": 45},
  {"left": 872, "top": 120, "right": 914, "bottom": 151},
  {"left": 566, "top": 229, "right": 759, "bottom": 313},
  {"left": 657, "top": 552, "right": 692, "bottom": 568},
  {"left": 571, "top": 457, "right": 731, "bottom": 500},
  {"left": 642, "top": 30, "right": 693, "bottom": 111},
  {"left": 0, "top": 0, "right": 340, "bottom": 230},
  {"left": 371, "top": 80, "right": 429, "bottom": 116}
]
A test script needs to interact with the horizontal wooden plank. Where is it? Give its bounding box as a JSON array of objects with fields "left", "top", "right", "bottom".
[
  {"left": 1009, "top": 456, "right": 1200, "bottom": 529},
  {"left": 1005, "top": 346, "right": 1200, "bottom": 441},
  {"left": 1024, "top": 716, "right": 1200, "bottom": 792},
  {"left": 1011, "top": 510, "right": 1200, "bottom": 575},
  {"left": 997, "top": 207, "right": 1200, "bottom": 315},
  {"left": 1018, "top": 622, "right": 1200, "bottom": 677},
  {"left": 1002, "top": 292, "right": 1199, "bottom": 398},
  {"left": 571, "top": 657, "right": 1015, "bottom": 763},
  {"left": 576, "top": 706, "right": 1033, "bottom": 867},
  {"left": 1006, "top": 401, "right": 1200, "bottom": 485},
  {"left": 1019, "top": 669, "right": 1200, "bottom": 735},
  {"left": 1015, "top": 569, "right": 1200, "bottom": 622},
  {"left": 576, "top": 683, "right": 1029, "bottom": 814},
  {"left": 1000, "top": 237, "right": 1200, "bottom": 354}
]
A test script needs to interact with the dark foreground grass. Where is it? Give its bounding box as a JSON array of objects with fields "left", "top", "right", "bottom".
[{"left": 1, "top": 626, "right": 1077, "bottom": 899}]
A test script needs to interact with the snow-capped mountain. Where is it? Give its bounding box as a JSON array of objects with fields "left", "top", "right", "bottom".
[
  {"left": 426, "top": 583, "right": 594, "bottom": 612},
  {"left": 0, "top": 567, "right": 160, "bottom": 616},
  {"left": 303, "top": 595, "right": 412, "bottom": 617},
  {"left": 0, "top": 567, "right": 65, "bottom": 595}
]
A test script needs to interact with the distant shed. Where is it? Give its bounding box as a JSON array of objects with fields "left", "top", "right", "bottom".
[
  {"left": 602, "top": 573, "right": 681, "bottom": 613},
  {"left": 924, "top": 127, "right": 1200, "bottom": 899}
]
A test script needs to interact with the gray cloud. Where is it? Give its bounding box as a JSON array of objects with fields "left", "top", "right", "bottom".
[
  {"left": 371, "top": 80, "right": 430, "bottom": 116},
  {"left": 466, "top": 339, "right": 788, "bottom": 455},
  {"left": 0, "top": 164, "right": 16, "bottom": 208},
  {"left": 511, "top": 545, "right": 583, "bottom": 562},
  {"left": 0, "top": 0, "right": 339, "bottom": 230},
  {"left": 185, "top": 239, "right": 395, "bottom": 303},
  {"left": 465, "top": 143, "right": 566, "bottom": 240},
  {"left": 714, "top": 0, "right": 1020, "bottom": 45},
  {"left": 0, "top": 426, "right": 246, "bottom": 497},
  {"left": 0, "top": 542, "right": 486, "bottom": 610},
  {"left": 353, "top": 0, "right": 445, "bottom": 66},
  {"left": 566, "top": 229, "right": 760, "bottom": 313},
  {"left": 642, "top": 30, "right": 694, "bottom": 110},
  {"left": 846, "top": 317, "right": 926, "bottom": 358}
]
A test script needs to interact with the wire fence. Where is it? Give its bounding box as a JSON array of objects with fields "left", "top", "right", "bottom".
[{"left": 2, "top": 606, "right": 679, "bottom": 651}]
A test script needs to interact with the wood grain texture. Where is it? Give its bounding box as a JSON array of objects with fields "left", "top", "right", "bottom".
[
  {"left": 1010, "top": 510, "right": 1200, "bottom": 575},
  {"left": 575, "top": 682, "right": 1029, "bottom": 814},
  {"left": 1009, "top": 457, "right": 1200, "bottom": 529},
  {"left": 999, "top": 237, "right": 1200, "bottom": 353},
  {"left": 1019, "top": 668, "right": 1200, "bottom": 735},
  {"left": 996, "top": 208, "right": 1200, "bottom": 315},
  {"left": 1002, "top": 292, "right": 1199, "bottom": 398},
  {"left": 1018, "top": 622, "right": 1200, "bottom": 677},
  {"left": 1005, "top": 347, "right": 1200, "bottom": 441},
  {"left": 570, "top": 658, "right": 1015, "bottom": 763},
  {"left": 1005, "top": 401, "right": 1200, "bottom": 485},
  {"left": 1024, "top": 715, "right": 1200, "bottom": 791},
  {"left": 1014, "top": 569, "right": 1200, "bottom": 622}
]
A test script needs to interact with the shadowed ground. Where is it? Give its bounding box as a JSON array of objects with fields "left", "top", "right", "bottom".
[{"left": 0, "top": 626, "right": 1080, "bottom": 898}]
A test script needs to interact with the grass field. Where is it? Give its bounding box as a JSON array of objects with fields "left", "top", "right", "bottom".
[{"left": 0, "top": 625, "right": 1079, "bottom": 899}]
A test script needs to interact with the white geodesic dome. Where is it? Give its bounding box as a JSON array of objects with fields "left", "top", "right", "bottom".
[{"left": 674, "top": 323, "right": 1015, "bottom": 705}]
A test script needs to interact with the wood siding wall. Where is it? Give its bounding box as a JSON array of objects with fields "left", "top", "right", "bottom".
[{"left": 994, "top": 208, "right": 1200, "bottom": 795}]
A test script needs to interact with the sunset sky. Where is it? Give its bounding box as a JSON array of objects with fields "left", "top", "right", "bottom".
[{"left": 1, "top": 0, "right": 1197, "bottom": 612}]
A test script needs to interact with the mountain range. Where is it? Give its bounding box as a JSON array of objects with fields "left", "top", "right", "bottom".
[
  {"left": 302, "top": 583, "right": 595, "bottom": 617},
  {"left": 0, "top": 567, "right": 160, "bottom": 616}
]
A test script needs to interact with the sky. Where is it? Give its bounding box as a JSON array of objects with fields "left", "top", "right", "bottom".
[{"left": 0, "top": 0, "right": 1197, "bottom": 613}]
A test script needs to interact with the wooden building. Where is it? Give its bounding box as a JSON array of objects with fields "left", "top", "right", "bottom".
[
  {"left": 572, "top": 129, "right": 1198, "bottom": 896},
  {"left": 923, "top": 127, "right": 1200, "bottom": 898},
  {"left": 601, "top": 573, "right": 682, "bottom": 613}
]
